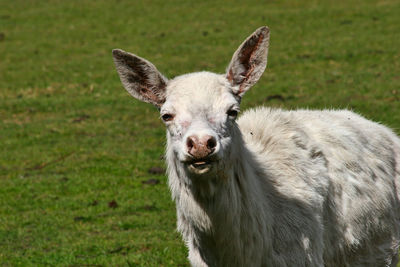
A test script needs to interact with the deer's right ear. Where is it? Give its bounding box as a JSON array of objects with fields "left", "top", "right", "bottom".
[{"left": 112, "top": 49, "right": 168, "bottom": 107}]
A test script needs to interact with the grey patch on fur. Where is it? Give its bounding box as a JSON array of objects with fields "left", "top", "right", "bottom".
[
  {"left": 310, "top": 147, "right": 324, "bottom": 159},
  {"left": 293, "top": 134, "right": 307, "bottom": 150},
  {"left": 345, "top": 161, "right": 363, "bottom": 173},
  {"left": 323, "top": 134, "right": 349, "bottom": 150}
]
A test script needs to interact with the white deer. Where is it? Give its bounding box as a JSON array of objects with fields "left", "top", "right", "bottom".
[{"left": 113, "top": 26, "right": 400, "bottom": 267}]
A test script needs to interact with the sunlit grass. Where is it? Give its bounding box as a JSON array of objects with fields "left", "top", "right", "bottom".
[{"left": 0, "top": 0, "right": 399, "bottom": 265}]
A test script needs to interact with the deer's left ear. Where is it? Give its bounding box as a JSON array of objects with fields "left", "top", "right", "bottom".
[{"left": 226, "top": 26, "right": 270, "bottom": 97}]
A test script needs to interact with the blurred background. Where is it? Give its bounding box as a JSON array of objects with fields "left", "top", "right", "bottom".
[{"left": 1, "top": 0, "right": 399, "bottom": 265}]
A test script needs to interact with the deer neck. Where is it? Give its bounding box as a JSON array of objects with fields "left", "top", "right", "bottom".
[{"left": 166, "top": 128, "right": 272, "bottom": 265}]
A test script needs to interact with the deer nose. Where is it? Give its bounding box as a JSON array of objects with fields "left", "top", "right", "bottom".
[{"left": 186, "top": 135, "right": 217, "bottom": 159}]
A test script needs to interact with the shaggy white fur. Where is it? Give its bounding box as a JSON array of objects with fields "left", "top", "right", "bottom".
[{"left": 113, "top": 27, "right": 400, "bottom": 266}]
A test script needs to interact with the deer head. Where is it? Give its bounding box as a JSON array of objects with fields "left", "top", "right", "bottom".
[{"left": 113, "top": 26, "right": 270, "bottom": 176}]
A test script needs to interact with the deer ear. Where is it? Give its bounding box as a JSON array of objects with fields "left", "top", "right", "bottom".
[
  {"left": 112, "top": 49, "right": 168, "bottom": 107},
  {"left": 226, "top": 26, "right": 270, "bottom": 97}
]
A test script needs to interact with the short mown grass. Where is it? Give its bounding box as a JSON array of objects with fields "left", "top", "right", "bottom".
[{"left": 1, "top": 0, "right": 399, "bottom": 266}]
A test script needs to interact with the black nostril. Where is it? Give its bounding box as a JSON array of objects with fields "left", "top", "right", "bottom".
[
  {"left": 207, "top": 137, "right": 217, "bottom": 151},
  {"left": 187, "top": 137, "right": 194, "bottom": 150}
]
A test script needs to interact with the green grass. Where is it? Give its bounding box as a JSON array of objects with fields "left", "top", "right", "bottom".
[{"left": 1, "top": 0, "right": 400, "bottom": 265}]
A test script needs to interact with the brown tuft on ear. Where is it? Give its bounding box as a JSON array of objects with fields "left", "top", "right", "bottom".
[
  {"left": 226, "top": 26, "right": 270, "bottom": 97},
  {"left": 112, "top": 49, "right": 168, "bottom": 107}
]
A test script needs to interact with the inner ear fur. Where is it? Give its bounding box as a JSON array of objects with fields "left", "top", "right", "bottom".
[
  {"left": 112, "top": 49, "right": 168, "bottom": 107},
  {"left": 226, "top": 26, "right": 270, "bottom": 97}
]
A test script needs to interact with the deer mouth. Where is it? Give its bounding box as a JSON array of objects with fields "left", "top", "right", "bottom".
[{"left": 187, "top": 159, "right": 214, "bottom": 174}]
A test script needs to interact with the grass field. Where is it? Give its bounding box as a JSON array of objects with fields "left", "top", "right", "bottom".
[{"left": 1, "top": 0, "right": 400, "bottom": 266}]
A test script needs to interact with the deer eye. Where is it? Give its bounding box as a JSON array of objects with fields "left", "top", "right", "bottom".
[
  {"left": 161, "top": 113, "right": 174, "bottom": 122},
  {"left": 227, "top": 109, "right": 238, "bottom": 119}
]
